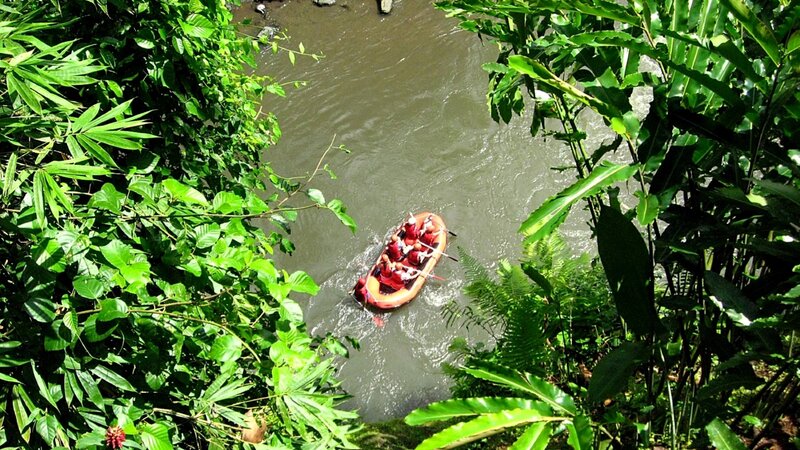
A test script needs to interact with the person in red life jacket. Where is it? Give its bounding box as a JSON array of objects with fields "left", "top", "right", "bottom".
[
  {"left": 379, "top": 261, "right": 406, "bottom": 291},
  {"left": 419, "top": 221, "right": 441, "bottom": 248},
  {"left": 386, "top": 235, "right": 405, "bottom": 261},
  {"left": 352, "top": 277, "right": 373, "bottom": 304},
  {"left": 400, "top": 214, "right": 420, "bottom": 245},
  {"left": 407, "top": 243, "right": 432, "bottom": 267}
]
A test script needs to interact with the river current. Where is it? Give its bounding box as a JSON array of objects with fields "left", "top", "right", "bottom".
[{"left": 235, "top": 0, "right": 587, "bottom": 422}]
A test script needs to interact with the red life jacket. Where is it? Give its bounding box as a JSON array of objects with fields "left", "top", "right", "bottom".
[
  {"left": 408, "top": 250, "right": 427, "bottom": 266},
  {"left": 380, "top": 270, "right": 406, "bottom": 291},
  {"left": 420, "top": 231, "right": 438, "bottom": 247},
  {"left": 402, "top": 222, "right": 419, "bottom": 242},
  {"left": 387, "top": 241, "right": 403, "bottom": 261}
]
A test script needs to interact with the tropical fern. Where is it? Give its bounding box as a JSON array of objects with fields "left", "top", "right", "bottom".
[{"left": 444, "top": 235, "right": 616, "bottom": 389}]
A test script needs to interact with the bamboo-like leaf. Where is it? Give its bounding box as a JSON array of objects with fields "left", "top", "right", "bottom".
[
  {"left": 91, "top": 365, "right": 135, "bottom": 392},
  {"left": 84, "top": 129, "right": 142, "bottom": 150},
  {"left": 3, "top": 151, "right": 18, "bottom": 199},
  {"left": 519, "top": 162, "right": 637, "bottom": 244},
  {"left": 43, "top": 158, "right": 110, "bottom": 179},
  {"left": 509, "top": 422, "right": 552, "bottom": 450},
  {"left": 463, "top": 361, "right": 577, "bottom": 415},
  {"left": 71, "top": 104, "right": 101, "bottom": 131},
  {"left": 32, "top": 170, "right": 46, "bottom": 227},
  {"left": 406, "top": 397, "right": 548, "bottom": 426},
  {"left": 43, "top": 170, "right": 74, "bottom": 214},
  {"left": 7, "top": 71, "right": 42, "bottom": 114},
  {"left": 719, "top": 0, "right": 780, "bottom": 65},
  {"left": 31, "top": 361, "right": 59, "bottom": 410},
  {"left": 706, "top": 418, "right": 747, "bottom": 450},
  {"left": 415, "top": 409, "right": 558, "bottom": 450},
  {"left": 12, "top": 385, "right": 32, "bottom": 442}
]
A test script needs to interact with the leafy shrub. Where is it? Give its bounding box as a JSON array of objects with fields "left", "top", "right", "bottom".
[
  {"left": 0, "top": 1, "right": 358, "bottom": 448},
  {"left": 427, "top": 0, "right": 800, "bottom": 446}
]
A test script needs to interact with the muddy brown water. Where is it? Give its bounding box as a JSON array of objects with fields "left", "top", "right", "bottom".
[{"left": 234, "top": 0, "right": 589, "bottom": 422}]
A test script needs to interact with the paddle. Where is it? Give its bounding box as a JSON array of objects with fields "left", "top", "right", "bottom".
[
  {"left": 419, "top": 241, "right": 459, "bottom": 262},
  {"left": 406, "top": 267, "right": 446, "bottom": 281}
]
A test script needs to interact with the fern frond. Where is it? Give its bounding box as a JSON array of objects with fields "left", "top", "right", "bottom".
[{"left": 498, "top": 307, "right": 551, "bottom": 375}]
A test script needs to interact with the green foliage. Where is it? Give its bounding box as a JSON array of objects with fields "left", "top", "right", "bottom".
[
  {"left": 443, "top": 235, "right": 617, "bottom": 395},
  {"left": 433, "top": 0, "right": 800, "bottom": 446},
  {"left": 0, "top": 1, "right": 357, "bottom": 449},
  {"left": 405, "top": 362, "right": 591, "bottom": 450}
]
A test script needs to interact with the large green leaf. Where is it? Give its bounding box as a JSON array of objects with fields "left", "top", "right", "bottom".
[
  {"left": 327, "top": 199, "right": 357, "bottom": 234},
  {"left": 706, "top": 418, "right": 747, "bottom": 450},
  {"left": 463, "top": 362, "right": 577, "bottom": 415},
  {"left": 565, "top": 415, "right": 594, "bottom": 450},
  {"left": 519, "top": 162, "right": 637, "bottom": 244},
  {"left": 285, "top": 271, "right": 319, "bottom": 295},
  {"left": 141, "top": 422, "right": 173, "bottom": 450},
  {"left": 588, "top": 342, "right": 649, "bottom": 402},
  {"left": 415, "top": 408, "right": 556, "bottom": 450},
  {"left": 596, "top": 206, "right": 662, "bottom": 337},
  {"left": 162, "top": 178, "right": 209, "bottom": 206},
  {"left": 405, "top": 397, "right": 549, "bottom": 426},
  {"left": 509, "top": 422, "right": 552, "bottom": 450}
]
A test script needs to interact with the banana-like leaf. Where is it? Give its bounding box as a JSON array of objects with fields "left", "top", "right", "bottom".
[
  {"left": 519, "top": 162, "right": 638, "bottom": 244},
  {"left": 587, "top": 342, "right": 649, "bottom": 402},
  {"left": 415, "top": 408, "right": 558, "bottom": 450},
  {"left": 463, "top": 361, "right": 577, "bottom": 415},
  {"left": 405, "top": 397, "right": 549, "bottom": 426},
  {"left": 597, "top": 206, "right": 662, "bottom": 337},
  {"left": 706, "top": 418, "right": 747, "bottom": 450}
]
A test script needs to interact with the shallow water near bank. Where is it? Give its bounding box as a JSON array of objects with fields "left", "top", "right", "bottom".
[{"left": 235, "top": 0, "right": 590, "bottom": 422}]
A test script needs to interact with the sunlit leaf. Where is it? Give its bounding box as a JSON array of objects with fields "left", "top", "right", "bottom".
[
  {"left": 520, "top": 162, "right": 637, "bottom": 243},
  {"left": 406, "top": 397, "right": 549, "bottom": 426},
  {"left": 416, "top": 408, "right": 555, "bottom": 450},
  {"left": 706, "top": 418, "right": 747, "bottom": 450}
]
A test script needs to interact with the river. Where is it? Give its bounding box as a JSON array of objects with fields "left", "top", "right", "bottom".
[{"left": 235, "top": 0, "right": 587, "bottom": 422}]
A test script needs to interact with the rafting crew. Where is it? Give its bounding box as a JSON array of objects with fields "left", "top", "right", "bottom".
[{"left": 366, "top": 213, "right": 445, "bottom": 293}]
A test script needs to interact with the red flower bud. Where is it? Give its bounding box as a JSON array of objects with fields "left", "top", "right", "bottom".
[{"left": 105, "top": 425, "right": 126, "bottom": 449}]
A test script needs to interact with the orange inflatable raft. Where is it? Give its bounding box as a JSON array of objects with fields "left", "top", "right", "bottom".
[{"left": 356, "top": 212, "right": 447, "bottom": 310}]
